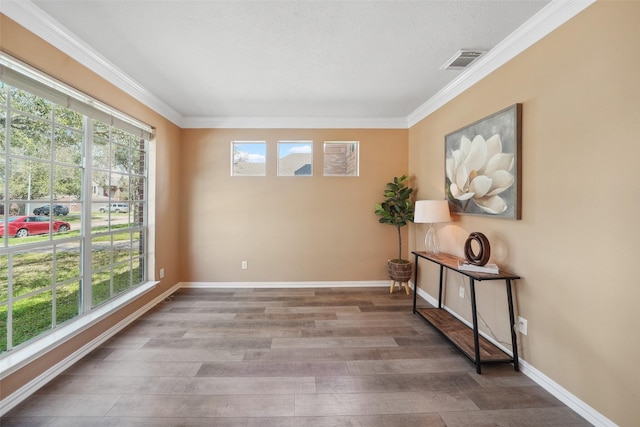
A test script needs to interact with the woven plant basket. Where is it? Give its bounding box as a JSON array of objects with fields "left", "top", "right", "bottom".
[{"left": 387, "top": 260, "right": 413, "bottom": 282}]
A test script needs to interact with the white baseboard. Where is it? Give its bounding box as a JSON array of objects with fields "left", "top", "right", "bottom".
[
  {"left": 518, "top": 359, "right": 617, "bottom": 427},
  {"left": 414, "top": 286, "right": 616, "bottom": 427},
  {"left": 179, "top": 280, "right": 391, "bottom": 288}
]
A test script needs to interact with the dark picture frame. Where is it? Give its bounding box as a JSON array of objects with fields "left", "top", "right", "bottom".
[{"left": 445, "top": 104, "right": 522, "bottom": 219}]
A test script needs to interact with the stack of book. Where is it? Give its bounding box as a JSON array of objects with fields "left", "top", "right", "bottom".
[{"left": 457, "top": 261, "right": 499, "bottom": 274}]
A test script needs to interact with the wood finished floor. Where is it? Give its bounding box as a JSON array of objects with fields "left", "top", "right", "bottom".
[{"left": 2, "top": 287, "right": 591, "bottom": 426}]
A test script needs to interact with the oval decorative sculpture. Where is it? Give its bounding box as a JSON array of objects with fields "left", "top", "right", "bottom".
[{"left": 464, "top": 232, "right": 491, "bottom": 266}]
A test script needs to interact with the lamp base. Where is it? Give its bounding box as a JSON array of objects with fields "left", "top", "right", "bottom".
[{"left": 425, "top": 224, "right": 440, "bottom": 255}]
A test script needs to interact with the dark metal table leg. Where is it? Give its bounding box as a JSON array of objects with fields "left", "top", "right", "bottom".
[
  {"left": 506, "top": 279, "right": 520, "bottom": 371},
  {"left": 437, "top": 265, "right": 444, "bottom": 308},
  {"left": 412, "top": 253, "right": 419, "bottom": 313},
  {"left": 469, "top": 278, "right": 481, "bottom": 374}
]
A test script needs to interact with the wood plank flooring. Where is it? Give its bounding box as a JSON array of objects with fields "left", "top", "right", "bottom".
[{"left": 2, "top": 287, "right": 591, "bottom": 426}]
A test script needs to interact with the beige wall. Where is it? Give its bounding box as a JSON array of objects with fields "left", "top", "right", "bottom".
[
  {"left": 180, "top": 128, "right": 408, "bottom": 282},
  {"left": 2, "top": 1, "right": 639, "bottom": 425},
  {"left": 0, "top": 16, "right": 183, "bottom": 399},
  {"left": 409, "top": 2, "right": 639, "bottom": 425}
]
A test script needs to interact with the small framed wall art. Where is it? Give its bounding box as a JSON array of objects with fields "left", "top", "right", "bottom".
[{"left": 445, "top": 103, "right": 522, "bottom": 219}]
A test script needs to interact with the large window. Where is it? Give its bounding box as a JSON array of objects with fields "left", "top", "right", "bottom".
[{"left": 0, "top": 55, "right": 151, "bottom": 354}]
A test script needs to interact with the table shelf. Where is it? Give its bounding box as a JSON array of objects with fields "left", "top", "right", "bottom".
[{"left": 417, "top": 307, "right": 512, "bottom": 364}]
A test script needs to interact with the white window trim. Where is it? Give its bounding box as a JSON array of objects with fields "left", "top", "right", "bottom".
[
  {"left": 277, "top": 140, "right": 313, "bottom": 177},
  {"left": 0, "top": 52, "right": 158, "bottom": 371},
  {"left": 230, "top": 140, "right": 267, "bottom": 177},
  {"left": 323, "top": 140, "right": 360, "bottom": 177}
]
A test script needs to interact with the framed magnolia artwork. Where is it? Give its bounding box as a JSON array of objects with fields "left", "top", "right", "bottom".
[{"left": 445, "top": 104, "right": 522, "bottom": 219}]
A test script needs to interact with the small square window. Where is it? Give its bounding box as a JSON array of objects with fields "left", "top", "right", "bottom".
[
  {"left": 231, "top": 141, "right": 266, "bottom": 176},
  {"left": 323, "top": 141, "right": 359, "bottom": 176},
  {"left": 278, "top": 141, "right": 312, "bottom": 176}
]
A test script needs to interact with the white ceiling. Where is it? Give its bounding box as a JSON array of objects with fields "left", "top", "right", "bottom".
[{"left": 3, "top": 1, "right": 593, "bottom": 128}]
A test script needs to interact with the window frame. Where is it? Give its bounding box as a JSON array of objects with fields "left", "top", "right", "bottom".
[
  {"left": 277, "top": 140, "right": 313, "bottom": 177},
  {"left": 0, "top": 53, "right": 155, "bottom": 374},
  {"left": 323, "top": 141, "right": 359, "bottom": 177},
  {"left": 231, "top": 140, "right": 267, "bottom": 177}
]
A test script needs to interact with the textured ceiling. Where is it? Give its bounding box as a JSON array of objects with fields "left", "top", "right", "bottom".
[{"left": 13, "top": 1, "right": 556, "bottom": 126}]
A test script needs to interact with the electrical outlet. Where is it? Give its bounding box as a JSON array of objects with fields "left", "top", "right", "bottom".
[
  {"left": 241, "top": 260, "right": 248, "bottom": 270},
  {"left": 459, "top": 286, "right": 465, "bottom": 298},
  {"left": 517, "top": 316, "right": 528, "bottom": 335}
]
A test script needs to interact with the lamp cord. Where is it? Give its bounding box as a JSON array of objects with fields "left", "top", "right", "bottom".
[{"left": 459, "top": 276, "right": 511, "bottom": 348}]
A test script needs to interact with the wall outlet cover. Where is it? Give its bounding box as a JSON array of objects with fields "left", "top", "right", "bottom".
[{"left": 517, "top": 316, "right": 528, "bottom": 335}]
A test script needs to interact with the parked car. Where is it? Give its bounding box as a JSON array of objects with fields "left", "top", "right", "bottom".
[
  {"left": 99, "top": 203, "right": 129, "bottom": 213},
  {"left": 0, "top": 216, "right": 71, "bottom": 238},
  {"left": 33, "top": 204, "right": 69, "bottom": 216}
]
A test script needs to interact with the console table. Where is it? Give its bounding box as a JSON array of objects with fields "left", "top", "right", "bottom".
[{"left": 411, "top": 251, "right": 520, "bottom": 374}]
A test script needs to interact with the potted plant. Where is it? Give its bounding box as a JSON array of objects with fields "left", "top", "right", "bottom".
[{"left": 374, "top": 175, "right": 415, "bottom": 284}]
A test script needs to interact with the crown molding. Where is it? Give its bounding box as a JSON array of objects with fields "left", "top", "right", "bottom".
[
  {"left": 1, "top": 0, "right": 184, "bottom": 127},
  {"left": 2, "top": 0, "right": 595, "bottom": 130},
  {"left": 407, "top": 0, "right": 597, "bottom": 127},
  {"left": 182, "top": 115, "right": 408, "bottom": 129}
]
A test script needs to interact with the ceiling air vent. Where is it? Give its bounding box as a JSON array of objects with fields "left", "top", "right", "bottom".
[{"left": 441, "top": 50, "right": 486, "bottom": 70}]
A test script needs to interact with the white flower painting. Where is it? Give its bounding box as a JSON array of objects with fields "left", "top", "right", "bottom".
[{"left": 444, "top": 104, "right": 521, "bottom": 219}]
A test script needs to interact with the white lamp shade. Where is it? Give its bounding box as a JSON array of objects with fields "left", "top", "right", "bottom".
[{"left": 414, "top": 200, "right": 451, "bottom": 224}]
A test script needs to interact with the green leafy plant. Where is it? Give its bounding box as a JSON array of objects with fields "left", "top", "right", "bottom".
[{"left": 374, "top": 175, "right": 415, "bottom": 262}]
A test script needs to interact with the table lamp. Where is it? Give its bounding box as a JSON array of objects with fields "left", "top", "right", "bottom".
[{"left": 414, "top": 200, "right": 451, "bottom": 255}]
